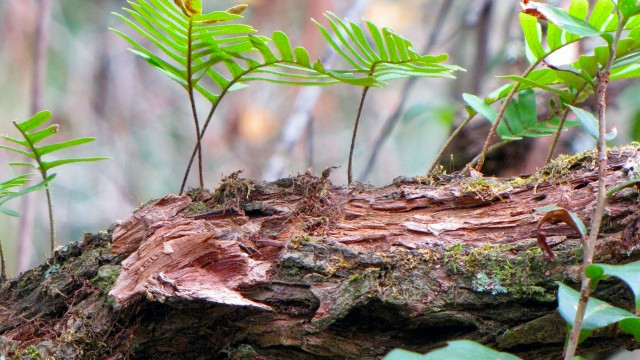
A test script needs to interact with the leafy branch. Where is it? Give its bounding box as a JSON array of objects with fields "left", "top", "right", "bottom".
[
  {"left": 312, "top": 13, "right": 462, "bottom": 184},
  {"left": 0, "top": 174, "right": 51, "bottom": 281},
  {"left": 0, "top": 110, "right": 107, "bottom": 253}
]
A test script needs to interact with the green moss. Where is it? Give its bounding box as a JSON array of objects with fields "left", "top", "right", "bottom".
[
  {"left": 444, "top": 242, "right": 553, "bottom": 300},
  {"left": 460, "top": 177, "right": 512, "bottom": 200},
  {"left": 91, "top": 264, "right": 121, "bottom": 294}
]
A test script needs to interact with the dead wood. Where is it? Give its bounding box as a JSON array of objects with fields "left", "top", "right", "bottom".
[{"left": 1, "top": 146, "right": 640, "bottom": 359}]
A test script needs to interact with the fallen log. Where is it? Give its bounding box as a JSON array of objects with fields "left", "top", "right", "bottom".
[{"left": 1, "top": 146, "right": 640, "bottom": 359}]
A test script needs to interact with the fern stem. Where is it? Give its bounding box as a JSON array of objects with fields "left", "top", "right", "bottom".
[
  {"left": 0, "top": 239, "right": 5, "bottom": 281},
  {"left": 187, "top": 19, "right": 204, "bottom": 189},
  {"left": 546, "top": 84, "right": 588, "bottom": 164},
  {"left": 45, "top": 188, "right": 56, "bottom": 253},
  {"left": 475, "top": 61, "right": 537, "bottom": 172},
  {"left": 180, "top": 102, "right": 219, "bottom": 195},
  {"left": 348, "top": 86, "right": 370, "bottom": 185},
  {"left": 427, "top": 113, "right": 475, "bottom": 174},
  {"left": 564, "top": 12, "right": 624, "bottom": 360}
]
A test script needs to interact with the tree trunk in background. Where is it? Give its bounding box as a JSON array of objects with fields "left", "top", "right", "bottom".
[{"left": 2, "top": 146, "right": 640, "bottom": 360}]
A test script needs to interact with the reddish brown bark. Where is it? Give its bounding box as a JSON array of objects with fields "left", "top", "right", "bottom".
[{"left": 1, "top": 146, "right": 640, "bottom": 359}]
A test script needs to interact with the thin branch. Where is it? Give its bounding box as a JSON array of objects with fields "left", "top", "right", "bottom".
[
  {"left": 475, "top": 61, "right": 538, "bottom": 171},
  {"left": 359, "top": 0, "right": 454, "bottom": 181},
  {"left": 186, "top": 20, "right": 204, "bottom": 189},
  {"left": 348, "top": 87, "right": 370, "bottom": 185},
  {"left": 546, "top": 84, "right": 589, "bottom": 164},
  {"left": 563, "top": 10, "right": 624, "bottom": 360},
  {"left": 427, "top": 113, "right": 474, "bottom": 173}
]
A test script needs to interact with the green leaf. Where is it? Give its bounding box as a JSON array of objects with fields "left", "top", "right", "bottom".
[
  {"left": 383, "top": 349, "right": 426, "bottom": 360},
  {"left": 619, "top": 0, "right": 640, "bottom": 19},
  {"left": 36, "top": 138, "right": 97, "bottom": 156},
  {"left": 0, "top": 174, "right": 54, "bottom": 217},
  {"left": 586, "top": 261, "right": 640, "bottom": 312},
  {"left": 462, "top": 93, "right": 497, "bottom": 123},
  {"left": 272, "top": 31, "right": 293, "bottom": 62},
  {"left": 568, "top": 105, "right": 617, "bottom": 141},
  {"left": 520, "top": 12, "right": 546, "bottom": 62},
  {"left": 589, "top": 0, "right": 616, "bottom": 31},
  {"left": 41, "top": 157, "right": 110, "bottom": 172},
  {"left": 607, "top": 178, "right": 640, "bottom": 197},
  {"left": 15, "top": 111, "right": 52, "bottom": 132},
  {"left": 536, "top": 3, "right": 602, "bottom": 37},
  {"left": 383, "top": 341, "right": 522, "bottom": 360},
  {"left": 557, "top": 282, "right": 640, "bottom": 341}
]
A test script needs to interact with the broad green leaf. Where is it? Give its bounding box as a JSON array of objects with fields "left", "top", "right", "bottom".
[
  {"left": 383, "top": 349, "right": 426, "bottom": 360},
  {"left": 589, "top": 0, "right": 616, "bottom": 31},
  {"left": 520, "top": 12, "right": 547, "bottom": 62},
  {"left": 535, "top": 205, "right": 587, "bottom": 238},
  {"left": 384, "top": 341, "right": 522, "bottom": 360},
  {"left": 536, "top": 3, "right": 602, "bottom": 37},
  {"left": 462, "top": 93, "right": 497, "bottom": 123},
  {"left": 557, "top": 282, "right": 640, "bottom": 342},
  {"left": 619, "top": 0, "right": 640, "bottom": 19},
  {"left": 568, "top": 105, "right": 617, "bottom": 141},
  {"left": 586, "top": 261, "right": 640, "bottom": 311},
  {"left": 498, "top": 75, "right": 572, "bottom": 100}
]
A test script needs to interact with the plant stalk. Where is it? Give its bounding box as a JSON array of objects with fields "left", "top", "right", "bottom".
[
  {"left": 475, "top": 62, "right": 537, "bottom": 171},
  {"left": 45, "top": 187, "right": 56, "bottom": 253},
  {"left": 348, "top": 86, "right": 370, "bottom": 185},
  {"left": 0, "top": 239, "right": 5, "bottom": 281},
  {"left": 563, "top": 12, "right": 624, "bottom": 359},
  {"left": 186, "top": 19, "right": 204, "bottom": 190}
]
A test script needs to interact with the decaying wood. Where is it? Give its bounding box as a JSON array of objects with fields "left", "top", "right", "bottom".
[{"left": 1, "top": 146, "right": 640, "bottom": 359}]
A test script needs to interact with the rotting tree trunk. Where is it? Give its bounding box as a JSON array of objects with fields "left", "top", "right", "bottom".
[{"left": 2, "top": 147, "right": 640, "bottom": 359}]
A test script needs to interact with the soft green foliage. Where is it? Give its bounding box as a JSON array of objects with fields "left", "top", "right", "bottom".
[
  {"left": 114, "top": 0, "right": 463, "bottom": 188},
  {"left": 586, "top": 260, "right": 640, "bottom": 312},
  {"left": 567, "top": 105, "right": 617, "bottom": 141},
  {"left": 0, "top": 110, "right": 107, "bottom": 251},
  {"left": 557, "top": 282, "right": 640, "bottom": 342},
  {"left": 0, "top": 111, "right": 107, "bottom": 176},
  {"left": 313, "top": 13, "right": 462, "bottom": 85},
  {"left": 463, "top": 90, "right": 580, "bottom": 141},
  {"left": 0, "top": 174, "right": 52, "bottom": 217},
  {"left": 383, "top": 340, "right": 521, "bottom": 360},
  {"left": 464, "top": 0, "right": 640, "bottom": 148}
]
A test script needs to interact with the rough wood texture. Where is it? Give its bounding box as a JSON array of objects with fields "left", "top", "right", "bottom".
[{"left": 1, "top": 146, "right": 640, "bottom": 359}]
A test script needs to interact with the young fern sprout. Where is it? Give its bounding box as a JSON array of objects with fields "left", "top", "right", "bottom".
[
  {"left": 311, "top": 13, "right": 462, "bottom": 184},
  {"left": 0, "top": 111, "right": 107, "bottom": 253},
  {"left": 0, "top": 174, "right": 51, "bottom": 280},
  {"left": 114, "top": 0, "right": 462, "bottom": 189}
]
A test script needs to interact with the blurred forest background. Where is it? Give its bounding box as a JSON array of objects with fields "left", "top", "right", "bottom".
[{"left": 1, "top": 0, "right": 640, "bottom": 276}]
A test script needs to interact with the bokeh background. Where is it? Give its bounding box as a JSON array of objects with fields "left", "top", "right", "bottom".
[{"left": 1, "top": 0, "right": 640, "bottom": 275}]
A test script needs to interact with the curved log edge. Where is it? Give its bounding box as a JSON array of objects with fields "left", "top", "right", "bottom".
[{"left": 1, "top": 146, "right": 640, "bottom": 359}]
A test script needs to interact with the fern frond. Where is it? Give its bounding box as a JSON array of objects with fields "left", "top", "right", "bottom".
[
  {"left": 0, "top": 174, "right": 53, "bottom": 217},
  {"left": 0, "top": 111, "right": 108, "bottom": 176},
  {"left": 312, "top": 13, "right": 463, "bottom": 86}
]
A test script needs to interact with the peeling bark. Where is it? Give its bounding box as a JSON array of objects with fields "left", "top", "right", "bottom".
[{"left": 1, "top": 147, "right": 640, "bottom": 359}]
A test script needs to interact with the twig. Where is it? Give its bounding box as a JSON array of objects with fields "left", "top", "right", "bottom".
[
  {"left": 475, "top": 61, "right": 537, "bottom": 171},
  {"left": 261, "top": 0, "right": 370, "bottom": 181},
  {"left": 359, "top": 0, "right": 454, "bottom": 181},
  {"left": 348, "top": 86, "right": 370, "bottom": 184},
  {"left": 563, "top": 10, "right": 624, "bottom": 360}
]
